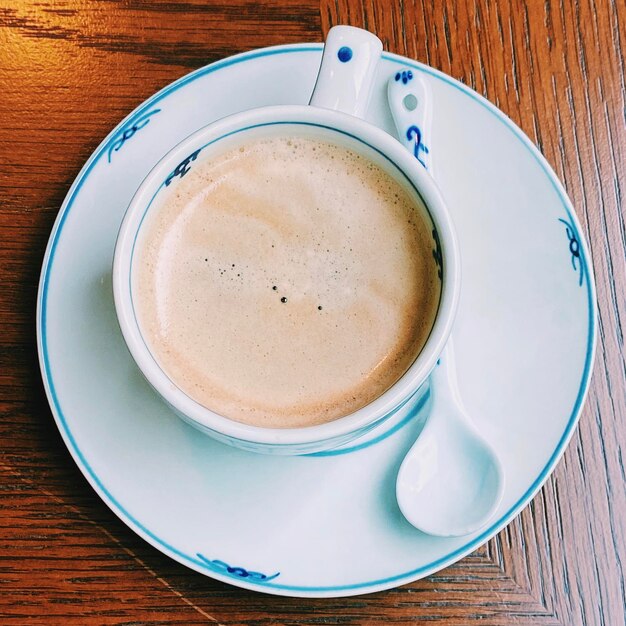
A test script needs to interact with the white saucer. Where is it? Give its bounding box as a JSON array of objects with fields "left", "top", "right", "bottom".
[{"left": 37, "top": 44, "right": 596, "bottom": 597}]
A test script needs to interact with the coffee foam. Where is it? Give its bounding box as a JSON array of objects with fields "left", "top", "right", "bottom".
[{"left": 134, "top": 136, "right": 440, "bottom": 428}]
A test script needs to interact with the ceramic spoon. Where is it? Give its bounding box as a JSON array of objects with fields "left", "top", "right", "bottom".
[{"left": 388, "top": 70, "right": 505, "bottom": 537}]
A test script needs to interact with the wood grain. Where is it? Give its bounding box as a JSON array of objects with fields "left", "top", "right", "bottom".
[{"left": 1, "top": 0, "right": 624, "bottom": 623}]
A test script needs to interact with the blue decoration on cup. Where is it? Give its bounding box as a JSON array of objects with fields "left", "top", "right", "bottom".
[
  {"left": 196, "top": 554, "right": 280, "bottom": 582},
  {"left": 337, "top": 46, "right": 353, "bottom": 62},
  {"left": 432, "top": 228, "right": 443, "bottom": 280},
  {"left": 165, "top": 149, "right": 201, "bottom": 186},
  {"left": 107, "top": 109, "right": 161, "bottom": 163},
  {"left": 395, "top": 70, "right": 413, "bottom": 84},
  {"left": 558, "top": 218, "right": 584, "bottom": 286},
  {"left": 406, "top": 125, "right": 430, "bottom": 169}
]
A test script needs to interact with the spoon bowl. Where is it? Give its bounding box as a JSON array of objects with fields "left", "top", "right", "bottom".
[{"left": 396, "top": 345, "right": 505, "bottom": 536}]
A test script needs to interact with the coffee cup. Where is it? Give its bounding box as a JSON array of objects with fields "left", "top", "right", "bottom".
[{"left": 113, "top": 26, "right": 460, "bottom": 455}]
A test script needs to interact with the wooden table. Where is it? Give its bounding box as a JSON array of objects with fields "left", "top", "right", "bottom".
[{"left": 1, "top": 1, "right": 624, "bottom": 623}]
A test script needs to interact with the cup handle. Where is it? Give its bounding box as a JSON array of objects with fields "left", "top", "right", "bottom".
[{"left": 309, "top": 26, "right": 383, "bottom": 119}]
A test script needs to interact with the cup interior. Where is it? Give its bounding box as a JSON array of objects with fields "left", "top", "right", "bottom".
[{"left": 113, "top": 106, "right": 459, "bottom": 447}]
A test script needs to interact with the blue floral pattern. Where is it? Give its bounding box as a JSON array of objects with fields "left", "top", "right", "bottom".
[
  {"left": 165, "top": 149, "right": 201, "bottom": 186},
  {"left": 432, "top": 227, "right": 443, "bottom": 280},
  {"left": 406, "top": 125, "right": 430, "bottom": 169},
  {"left": 395, "top": 70, "right": 413, "bottom": 84},
  {"left": 558, "top": 218, "right": 584, "bottom": 286},
  {"left": 196, "top": 554, "right": 280, "bottom": 582},
  {"left": 107, "top": 109, "right": 161, "bottom": 163}
]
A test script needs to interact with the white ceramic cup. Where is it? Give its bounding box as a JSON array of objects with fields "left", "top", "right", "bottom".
[{"left": 113, "top": 26, "right": 460, "bottom": 455}]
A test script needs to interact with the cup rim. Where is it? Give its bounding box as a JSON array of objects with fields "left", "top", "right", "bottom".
[{"left": 112, "top": 104, "right": 460, "bottom": 446}]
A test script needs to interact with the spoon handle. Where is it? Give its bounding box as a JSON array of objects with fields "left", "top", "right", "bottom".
[
  {"left": 429, "top": 340, "right": 464, "bottom": 415},
  {"left": 388, "top": 71, "right": 469, "bottom": 429},
  {"left": 386, "top": 66, "right": 433, "bottom": 173}
]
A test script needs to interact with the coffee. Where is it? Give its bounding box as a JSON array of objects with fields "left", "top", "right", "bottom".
[{"left": 133, "top": 135, "right": 440, "bottom": 428}]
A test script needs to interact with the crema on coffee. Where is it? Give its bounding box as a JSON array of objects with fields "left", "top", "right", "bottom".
[{"left": 133, "top": 135, "right": 440, "bottom": 428}]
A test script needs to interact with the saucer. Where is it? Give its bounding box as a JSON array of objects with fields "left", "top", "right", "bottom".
[{"left": 37, "top": 44, "right": 596, "bottom": 597}]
